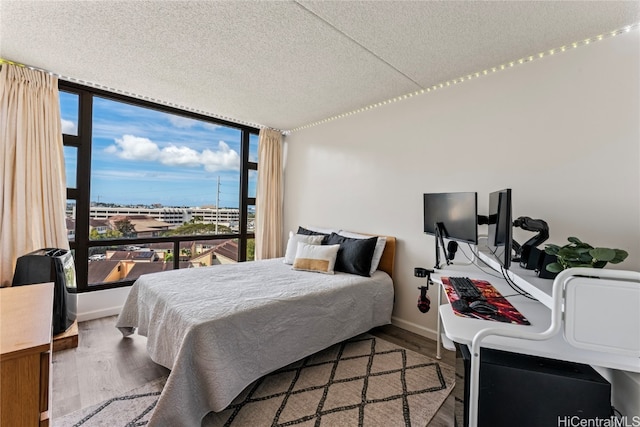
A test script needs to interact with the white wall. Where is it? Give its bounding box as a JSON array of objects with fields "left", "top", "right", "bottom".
[
  {"left": 282, "top": 28, "right": 640, "bottom": 417},
  {"left": 283, "top": 28, "right": 639, "bottom": 340}
]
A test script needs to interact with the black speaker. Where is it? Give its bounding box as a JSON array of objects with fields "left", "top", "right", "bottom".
[
  {"left": 537, "top": 253, "right": 559, "bottom": 279},
  {"left": 455, "top": 344, "right": 611, "bottom": 427},
  {"left": 520, "top": 246, "right": 544, "bottom": 270}
]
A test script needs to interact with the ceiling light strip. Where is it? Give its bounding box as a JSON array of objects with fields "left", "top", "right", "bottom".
[
  {"left": 285, "top": 23, "right": 639, "bottom": 135},
  {"left": 0, "top": 58, "right": 269, "bottom": 132}
]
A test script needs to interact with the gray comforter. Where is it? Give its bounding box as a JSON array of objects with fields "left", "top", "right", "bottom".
[{"left": 115, "top": 258, "right": 394, "bottom": 426}]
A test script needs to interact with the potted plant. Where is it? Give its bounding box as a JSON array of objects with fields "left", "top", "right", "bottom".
[{"left": 544, "top": 237, "right": 628, "bottom": 274}]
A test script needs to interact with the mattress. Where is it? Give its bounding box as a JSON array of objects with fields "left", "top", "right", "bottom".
[{"left": 115, "top": 257, "right": 394, "bottom": 426}]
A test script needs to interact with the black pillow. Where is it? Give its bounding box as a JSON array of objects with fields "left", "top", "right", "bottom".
[
  {"left": 324, "top": 232, "right": 378, "bottom": 277},
  {"left": 297, "top": 226, "right": 329, "bottom": 243}
]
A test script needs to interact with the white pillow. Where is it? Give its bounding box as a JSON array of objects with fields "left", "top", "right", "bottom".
[
  {"left": 292, "top": 243, "right": 340, "bottom": 274},
  {"left": 338, "top": 231, "right": 387, "bottom": 275},
  {"left": 283, "top": 231, "right": 325, "bottom": 264}
]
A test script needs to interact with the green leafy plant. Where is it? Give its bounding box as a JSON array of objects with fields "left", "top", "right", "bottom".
[{"left": 544, "top": 237, "right": 628, "bottom": 273}]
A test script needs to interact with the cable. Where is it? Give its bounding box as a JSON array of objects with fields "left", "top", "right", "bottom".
[
  {"left": 447, "top": 243, "right": 474, "bottom": 267},
  {"left": 498, "top": 293, "right": 533, "bottom": 299},
  {"left": 500, "top": 265, "right": 537, "bottom": 300},
  {"left": 612, "top": 406, "right": 623, "bottom": 419},
  {"left": 465, "top": 244, "right": 507, "bottom": 279},
  {"left": 467, "top": 244, "right": 536, "bottom": 300}
]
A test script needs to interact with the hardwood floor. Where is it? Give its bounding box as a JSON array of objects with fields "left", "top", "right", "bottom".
[
  {"left": 51, "top": 316, "right": 169, "bottom": 418},
  {"left": 52, "top": 317, "right": 456, "bottom": 425}
]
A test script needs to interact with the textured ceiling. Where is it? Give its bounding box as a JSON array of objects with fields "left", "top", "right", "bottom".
[{"left": 1, "top": 1, "right": 638, "bottom": 131}]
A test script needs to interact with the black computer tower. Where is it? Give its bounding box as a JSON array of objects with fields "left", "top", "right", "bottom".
[
  {"left": 454, "top": 343, "right": 612, "bottom": 427},
  {"left": 12, "top": 248, "right": 78, "bottom": 335}
]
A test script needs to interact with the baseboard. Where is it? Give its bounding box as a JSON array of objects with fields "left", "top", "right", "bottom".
[
  {"left": 76, "top": 286, "right": 130, "bottom": 322},
  {"left": 77, "top": 306, "right": 123, "bottom": 322},
  {"left": 391, "top": 316, "right": 438, "bottom": 341}
]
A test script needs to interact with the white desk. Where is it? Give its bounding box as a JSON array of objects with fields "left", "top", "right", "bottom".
[
  {"left": 435, "top": 255, "right": 640, "bottom": 372},
  {"left": 434, "top": 254, "right": 640, "bottom": 427}
]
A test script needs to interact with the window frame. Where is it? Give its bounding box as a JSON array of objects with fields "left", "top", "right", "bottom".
[{"left": 60, "top": 81, "right": 258, "bottom": 292}]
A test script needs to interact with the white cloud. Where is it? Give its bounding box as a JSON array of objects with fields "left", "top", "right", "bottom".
[
  {"left": 109, "top": 135, "right": 160, "bottom": 160},
  {"left": 167, "top": 115, "right": 197, "bottom": 129},
  {"left": 105, "top": 134, "right": 239, "bottom": 172},
  {"left": 201, "top": 141, "right": 240, "bottom": 172},
  {"left": 159, "top": 145, "right": 201, "bottom": 167},
  {"left": 61, "top": 118, "right": 77, "bottom": 135}
]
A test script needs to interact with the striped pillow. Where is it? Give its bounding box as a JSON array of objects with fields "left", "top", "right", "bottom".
[{"left": 292, "top": 243, "right": 340, "bottom": 274}]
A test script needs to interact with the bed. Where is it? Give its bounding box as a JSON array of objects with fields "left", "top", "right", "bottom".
[{"left": 115, "top": 232, "right": 395, "bottom": 426}]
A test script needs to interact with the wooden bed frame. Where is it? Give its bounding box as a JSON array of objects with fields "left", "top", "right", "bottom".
[
  {"left": 340, "top": 231, "right": 395, "bottom": 279},
  {"left": 378, "top": 236, "right": 396, "bottom": 279}
]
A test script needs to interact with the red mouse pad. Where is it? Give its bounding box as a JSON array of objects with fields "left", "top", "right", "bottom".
[{"left": 442, "top": 278, "right": 531, "bottom": 325}]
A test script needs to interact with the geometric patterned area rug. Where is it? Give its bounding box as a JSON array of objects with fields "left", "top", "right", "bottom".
[
  {"left": 52, "top": 380, "right": 163, "bottom": 427},
  {"left": 53, "top": 334, "right": 455, "bottom": 427}
]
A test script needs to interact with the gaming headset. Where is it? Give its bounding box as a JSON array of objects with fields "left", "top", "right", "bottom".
[{"left": 414, "top": 267, "right": 434, "bottom": 313}]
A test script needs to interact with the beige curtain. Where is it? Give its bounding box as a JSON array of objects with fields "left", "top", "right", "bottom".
[
  {"left": 255, "top": 128, "right": 284, "bottom": 260},
  {"left": 0, "top": 64, "right": 69, "bottom": 287}
]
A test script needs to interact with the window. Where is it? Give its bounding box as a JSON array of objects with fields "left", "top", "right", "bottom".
[{"left": 60, "top": 82, "right": 258, "bottom": 292}]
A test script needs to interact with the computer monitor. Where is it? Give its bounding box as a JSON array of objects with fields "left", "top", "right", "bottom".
[
  {"left": 486, "top": 189, "right": 513, "bottom": 269},
  {"left": 424, "top": 192, "right": 478, "bottom": 268},
  {"left": 423, "top": 192, "right": 478, "bottom": 244}
]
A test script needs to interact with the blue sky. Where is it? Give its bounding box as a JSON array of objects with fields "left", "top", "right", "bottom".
[{"left": 60, "top": 92, "right": 257, "bottom": 208}]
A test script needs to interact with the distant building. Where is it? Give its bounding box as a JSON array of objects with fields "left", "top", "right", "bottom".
[
  {"left": 86, "top": 239, "right": 240, "bottom": 284},
  {"left": 89, "top": 206, "right": 241, "bottom": 227},
  {"left": 87, "top": 259, "right": 191, "bottom": 284},
  {"left": 90, "top": 218, "right": 110, "bottom": 236},
  {"left": 106, "top": 250, "right": 159, "bottom": 263},
  {"left": 189, "top": 248, "right": 219, "bottom": 267},
  {"left": 213, "top": 240, "right": 239, "bottom": 264},
  {"left": 107, "top": 215, "right": 171, "bottom": 238},
  {"left": 66, "top": 206, "right": 251, "bottom": 241},
  {"left": 66, "top": 218, "right": 75, "bottom": 241}
]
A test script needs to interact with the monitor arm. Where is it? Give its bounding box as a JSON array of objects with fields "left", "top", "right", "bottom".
[
  {"left": 434, "top": 222, "right": 449, "bottom": 269},
  {"left": 512, "top": 216, "right": 549, "bottom": 262}
]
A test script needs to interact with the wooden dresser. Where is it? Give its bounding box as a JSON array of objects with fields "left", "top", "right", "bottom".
[{"left": 1, "top": 282, "right": 54, "bottom": 427}]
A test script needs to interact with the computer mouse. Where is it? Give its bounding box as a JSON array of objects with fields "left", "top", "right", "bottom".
[
  {"left": 451, "top": 299, "right": 470, "bottom": 313},
  {"left": 469, "top": 300, "right": 498, "bottom": 315}
]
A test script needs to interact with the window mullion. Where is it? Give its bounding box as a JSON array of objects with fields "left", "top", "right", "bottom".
[
  {"left": 238, "top": 130, "right": 250, "bottom": 262},
  {"left": 73, "top": 89, "right": 93, "bottom": 292}
]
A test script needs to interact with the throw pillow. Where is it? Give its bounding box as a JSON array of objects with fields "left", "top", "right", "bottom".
[
  {"left": 325, "top": 232, "right": 378, "bottom": 277},
  {"left": 337, "top": 231, "right": 387, "bottom": 275},
  {"left": 292, "top": 242, "right": 340, "bottom": 274},
  {"left": 283, "top": 231, "right": 325, "bottom": 264}
]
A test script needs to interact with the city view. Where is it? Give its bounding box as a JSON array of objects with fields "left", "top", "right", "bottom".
[
  {"left": 66, "top": 202, "right": 255, "bottom": 285},
  {"left": 60, "top": 90, "right": 258, "bottom": 287}
]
